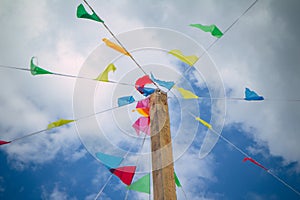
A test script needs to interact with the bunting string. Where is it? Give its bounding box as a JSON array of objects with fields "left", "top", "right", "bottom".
[
  {"left": 168, "top": 0, "right": 259, "bottom": 93},
  {"left": 124, "top": 133, "right": 148, "bottom": 200},
  {"left": 189, "top": 112, "right": 300, "bottom": 197},
  {"left": 2, "top": 63, "right": 299, "bottom": 102},
  {"left": 82, "top": 0, "right": 160, "bottom": 90},
  {"left": 10, "top": 129, "right": 48, "bottom": 143},
  {"left": 202, "top": 97, "right": 300, "bottom": 102},
  {"left": 169, "top": 76, "right": 300, "bottom": 102},
  {"left": 1, "top": 97, "right": 142, "bottom": 144},
  {"left": 94, "top": 175, "right": 113, "bottom": 200},
  {"left": 0, "top": 64, "right": 134, "bottom": 87},
  {"left": 94, "top": 128, "right": 150, "bottom": 200},
  {"left": 94, "top": 136, "right": 142, "bottom": 200},
  {"left": 214, "top": 127, "right": 300, "bottom": 197},
  {"left": 203, "top": 0, "right": 259, "bottom": 55},
  {"left": 180, "top": 185, "right": 189, "bottom": 200}
]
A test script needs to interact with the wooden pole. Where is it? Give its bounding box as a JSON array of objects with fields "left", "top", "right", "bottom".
[{"left": 150, "top": 90, "right": 177, "bottom": 200}]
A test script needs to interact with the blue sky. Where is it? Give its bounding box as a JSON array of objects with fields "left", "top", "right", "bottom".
[{"left": 1, "top": 0, "right": 300, "bottom": 199}]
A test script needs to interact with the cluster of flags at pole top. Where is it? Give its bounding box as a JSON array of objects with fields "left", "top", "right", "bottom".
[{"left": 0, "top": 2, "right": 269, "bottom": 195}]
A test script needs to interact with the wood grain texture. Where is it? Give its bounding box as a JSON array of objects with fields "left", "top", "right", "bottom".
[{"left": 150, "top": 90, "right": 177, "bottom": 200}]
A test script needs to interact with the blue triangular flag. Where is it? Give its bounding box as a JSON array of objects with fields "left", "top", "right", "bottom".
[
  {"left": 137, "top": 87, "right": 155, "bottom": 97},
  {"left": 118, "top": 96, "right": 135, "bottom": 107},
  {"left": 95, "top": 152, "right": 123, "bottom": 169},
  {"left": 244, "top": 88, "right": 264, "bottom": 101},
  {"left": 150, "top": 73, "right": 175, "bottom": 90}
]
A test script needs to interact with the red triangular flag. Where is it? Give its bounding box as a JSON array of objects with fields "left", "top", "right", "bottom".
[
  {"left": 110, "top": 166, "right": 136, "bottom": 185},
  {"left": 243, "top": 157, "right": 268, "bottom": 171},
  {"left": 0, "top": 140, "right": 11, "bottom": 146},
  {"left": 135, "top": 75, "right": 153, "bottom": 90}
]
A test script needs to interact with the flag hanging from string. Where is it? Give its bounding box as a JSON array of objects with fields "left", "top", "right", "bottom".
[
  {"left": 110, "top": 166, "right": 136, "bottom": 185},
  {"left": 175, "top": 86, "right": 199, "bottom": 99},
  {"left": 47, "top": 119, "right": 74, "bottom": 130},
  {"left": 95, "top": 152, "right": 123, "bottom": 169},
  {"left": 132, "top": 117, "right": 150, "bottom": 135},
  {"left": 134, "top": 98, "right": 150, "bottom": 117},
  {"left": 102, "top": 38, "right": 130, "bottom": 56},
  {"left": 30, "top": 57, "right": 53, "bottom": 76},
  {"left": 127, "top": 173, "right": 150, "bottom": 194},
  {"left": 244, "top": 88, "right": 264, "bottom": 101},
  {"left": 0, "top": 140, "right": 11, "bottom": 146},
  {"left": 118, "top": 96, "right": 135, "bottom": 107},
  {"left": 195, "top": 117, "right": 212, "bottom": 129},
  {"left": 76, "top": 4, "right": 104, "bottom": 23},
  {"left": 168, "top": 49, "right": 198, "bottom": 66},
  {"left": 95, "top": 63, "right": 117, "bottom": 82},
  {"left": 137, "top": 87, "right": 155, "bottom": 97},
  {"left": 190, "top": 23, "right": 223, "bottom": 38},
  {"left": 150, "top": 73, "right": 174, "bottom": 90},
  {"left": 243, "top": 157, "right": 268, "bottom": 171}
]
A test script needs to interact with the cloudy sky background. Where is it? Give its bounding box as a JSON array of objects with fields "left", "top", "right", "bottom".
[{"left": 0, "top": 0, "right": 300, "bottom": 199}]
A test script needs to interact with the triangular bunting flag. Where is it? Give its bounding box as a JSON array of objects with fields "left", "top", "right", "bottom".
[
  {"left": 76, "top": 4, "right": 104, "bottom": 23},
  {"left": 127, "top": 173, "right": 150, "bottom": 194},
  {"left": 110, "top": 166, "right": 136, "bottom": 185},
  {"left": 95, "top": 152, "right": 123, "bottom": 169},
  {"left": 102, "top": 38, "right": 130, "bottom": 56},
  {"left": 135, "top": 75, "right": 153, "bottom": 89},
  {"left": 168, "top": 49, "right": 198, "bottom": 66},
  {"left": 135, "top": 98, "right": 150, "bottom": 117},
  {"left": 195, "top": 117, "right": 212, "bottom": 129},
  {"left": 47, "top": 119, "right": 74, "bottom": 130},
  {"left": 127, "top": 172, "right": 181, "bottom": 194},
  {"left": 118, "top": 96, "right": 135, "bottom": 107},
  {"left": 135, "top": 108, "right": 149, "bottom": 117},
  {"left": 150, "top": 73, "right": 174, "bottom": 90},
  {"left": 243, "top": 157, "right": 268, "bottom": 171},
  {"left": 0, "top": 140, "right": 11, "bottom": 146},
  {"left": 137, "top": 87, "right": 155, "bottom": 97},
  {"left": 174, "top": 172, "right": 182, "bottom": 187},
  {"left": 132, "top": 117, "right": 150, "bottom": 135},
  {"left": 190, "top": 24, "right": 223, "bottom": 38},
  {"left": 30, "top": 57, "right": 53, "bottom": 76},
  {"left": 95, "top": 63, "right": 117, "bottom": 82},
  {"left": 175, "top": 87, "right": 199, "bottom": 99},
  {"left": 244, "top": 88, "right": 264, "bottom": 101}
]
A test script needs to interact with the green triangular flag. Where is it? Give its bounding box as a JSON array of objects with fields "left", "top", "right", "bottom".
[
  {"left": 30, "top": 57, "right": 53, "bottom": 76},
  {"left": 174, "top": 172, "right": 182, "bottom": 187},
  {"left": 190, "top": 24, "right": 223, "bottom": 38},
  {"left": 127, "top": 172, "right": 181, "bottom": 194},
  {"left": 127, "top": 174, "right": 150, "bottom": 194},
  {"left": 76, "top": 4, "right": 104, "bottom": 23}
]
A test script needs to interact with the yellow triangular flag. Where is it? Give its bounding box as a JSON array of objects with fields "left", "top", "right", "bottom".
[
  {"left": 175, "top": 86, "right": 199, "bottom": 99},
  {"left": 136, "top": 108, "right": 149, "bottom": 117},
  {"left": 95, "top": 63, "right": 117, "bottom": 82},
  {"left": 102, "top": 38, "right": 130, "bottom": 56},
  {"left": 47, "top": 119, "right": 75, "bottom": 130},
  {"left": 168, "top": 49, "right": 198, "bottom": 66},
  {"left": 195, "top": 117, "right": 212, "bottom": 129}
]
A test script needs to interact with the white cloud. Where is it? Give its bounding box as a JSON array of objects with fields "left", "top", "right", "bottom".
[
  {"left": 41, "top": 185, "right": 77, "bottom": 200},
  {"left": 1, "top": 0, "right": 300, "bottom": 199},
  {"left": 215, "top": 0, "right": 300, "bottom": 170},
  {"left": 175, "top": 148, "right": 218, "bottom": 199}
]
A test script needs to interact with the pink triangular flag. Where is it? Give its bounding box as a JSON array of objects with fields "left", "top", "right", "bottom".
[{"left": 132, "top": 117, "right": 150, "bottom": 135}]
